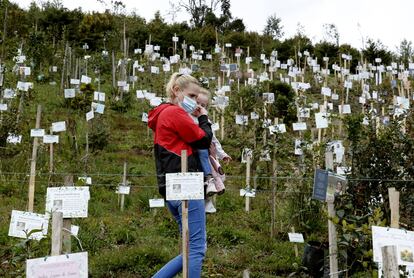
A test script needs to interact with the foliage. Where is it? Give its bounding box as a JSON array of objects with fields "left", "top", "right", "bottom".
[
  {"left": 263, "top": 14, "right": 284, "bottom": 40},
  {"left": 65, "top": 83, "right": 94, "bottom": 112},
  {"left": 362, "top": 39, "right": 392, "bottom": 65},
  {"left": 88, "top": 117, "right": 110, "bottom": 152}
]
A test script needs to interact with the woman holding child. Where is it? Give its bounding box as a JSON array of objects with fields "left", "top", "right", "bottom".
[{"left": 148, "top": 73, "right": 212, "bottom": 277}]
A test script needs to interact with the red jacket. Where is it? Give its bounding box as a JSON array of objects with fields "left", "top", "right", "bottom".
[{"left": 148, "top": 103, "right": 212, "bottom": 197}]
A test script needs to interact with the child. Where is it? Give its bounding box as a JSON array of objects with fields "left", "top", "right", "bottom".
[{"left": 194, "top": 88, "right": 232, "bottom": 213}]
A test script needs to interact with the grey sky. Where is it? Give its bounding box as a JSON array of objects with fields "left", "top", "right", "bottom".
[{"left": 12, "top": 0, "right": 413, "bottom": 52}]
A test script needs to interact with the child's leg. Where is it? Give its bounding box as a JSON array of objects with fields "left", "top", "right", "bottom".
[{"left": 198, "top": 149, "right": 212, "bottom": 176}]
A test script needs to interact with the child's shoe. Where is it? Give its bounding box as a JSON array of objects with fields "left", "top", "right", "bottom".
[
  {"left": 205, "top": 198, "right": 216, "bottom": 214},
  {"left": 205, "top": 175, "right": 218, "bottom": 196}
]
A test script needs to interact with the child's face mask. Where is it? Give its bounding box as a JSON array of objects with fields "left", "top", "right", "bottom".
[{"left": 180, "top": 94, "right": 197, "bottom": 113}]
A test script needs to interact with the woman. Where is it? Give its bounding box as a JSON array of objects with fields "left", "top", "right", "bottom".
[{"left": 148, "top": 73, "right": 212, "bottom": 278}]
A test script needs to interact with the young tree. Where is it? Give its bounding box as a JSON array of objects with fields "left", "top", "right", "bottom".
[
  {"left": 263, "top": 14, "right": 284, "bottom": 39},
  {"left": 322, "top": 23, "right": 339, "bottom": 47}
]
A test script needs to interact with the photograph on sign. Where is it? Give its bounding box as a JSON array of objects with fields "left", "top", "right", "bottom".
[
  {"left": 312, "top": 169, "right": 328, "bottom": 201},
  {"left": 45, "top": 187, "right": 90, "bottom": 218},
  {"left": 326, "top": 173, "right": 347, "bottom": 201},
  {"left": 8, "top": 210, "right": 49, "bottom": 240},
  {"left": 165, "top": 172, "right": 204, "bottom": 200},
  {"left": 241, "top": 148, "right": 253, "bottom": 163},
  {"left": 262, "top": 92, "right": 275, "bottom": 104},
  {"left": 26, "top": 252, "right": 88, "bottom": 278}
]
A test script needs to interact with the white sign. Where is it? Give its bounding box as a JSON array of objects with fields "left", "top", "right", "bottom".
[
  {"left": 149, "top": 198, "right": 165, "bottom": 208},
  {"left": 269, "top": 124, "right": 286, "bottom": 134},
  {"left": 45, "top": 187, "right": 90, "bottom": 218},
  {"left": 4, "top": 89, "right": 16, "bottom": 98},
  {"left": 70, "top": 79, "right": 80, "bottom": 85},
  {"left": 372, "top": 226, "right": 414, "bottom": 266},
  {"left": 64, "top": 89, "right": 76, "bottom": 98},
  {"left": 166, "top": 172, "right": 204, "bottom": 200},
  {"left": 43, "top": 135, "right": 59, "bottom": 144},
  {"left": 235, "top": 115, "right": 248, "bottom": 125},
  {"left": 8, "top": 210, "right": 49, "bottom": 240},
  {"left": 292, "top": 122, "right": 307, "bottom": 131},
  {"left": 86, "top": 110, "right": 94, "bottom": 121},
  {"left": 52, "top": 121, "right": 66, "bottom": 132},
  {"left": 80, "top": 75, "right": 91, "bottom": 84},
  {"left": 142, "top": 112, "right": 148, "bottom": 123},
  {"left": 240, "top": 188, "right": 256, "bottom": 197},
  {"left": 30, "top": 129, "right": 45, "bottom": 137},
  {"left": 7, "top": 134, "right": 22, "bottom": 144},
  {"left": 0, "top": 103, "right": 7, "bottom": 111},
  {"left": 116, "top": 185, "right": 130, "bottom": 195},
  {"left": 315, "top": 112, "right": 328, "bottom": 129},
  {"left": 288, "top": 233, "right": 305, "bottom": 243},
  {"left": 26, "top": 252, "right": 88, "bottom": 278}
]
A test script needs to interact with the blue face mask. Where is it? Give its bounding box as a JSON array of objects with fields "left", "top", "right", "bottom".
[{"left": 181, "top": 95, "right": 197, "bottom": 113}]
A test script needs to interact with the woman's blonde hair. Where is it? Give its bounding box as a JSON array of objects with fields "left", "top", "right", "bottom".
[{"left": 165, "top": 73, "right": 200, "bottom": 100}]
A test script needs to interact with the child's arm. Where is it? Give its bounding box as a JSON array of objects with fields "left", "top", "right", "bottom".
[{"left": 212, "top": 134, "right": 231, "bottom": 162}]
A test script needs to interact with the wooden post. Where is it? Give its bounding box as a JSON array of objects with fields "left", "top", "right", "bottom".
[
  {"left": 220, "top": 112, "right": 225, "bottom": 141},
  {"left": 51, "top": 211, "right": 63, "bottom": 256},
  {"left": 181, "top": 150, "right": 189, "bottom": 278},
  {"left": 62, "top": 175, "right": 73, "bottom": 253},
  {"left": 111, "top": 50, "right": 116, "bottom": 89},
  {"left": 291, "top": 227, "right": 299, "bottom": 257},
  {"left": 388, "top": 187, "right": 400, "bottom": 228},
  {"left": 49, "top": 128, "right": 54, "bottom": 174},
  {"left": 60, "top": 42, "right": 68, "bottom": 92},
  {"left": 120, "top": 161, "right": 127, "bottom": 211},
  {"left": 245, "top": 155, "right": 251, "bottom": 212},
  {"left": 327, "top": 200, "right": 339, "bottom": 278},
  {"left": 28, "top": 105, "right": 42, "bottom": 212},
  {"left": 381, "top": 246, "right": 399, "bottom": 278},
  {"left": 271, "top": 118, "right": 278, "bottom": 237}
]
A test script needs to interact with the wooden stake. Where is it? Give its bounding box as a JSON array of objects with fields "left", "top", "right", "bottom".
[
  {"left": 291, "top": 227, "right": 299, "bottom": 257},
  {"left": 120, "top": 161, "right": 127, "bottom": 211},
  {"left": 62, "top": 175, "right": 73, "bottom": 253},
  {"left": 388, "top": 187, "right": 400, "bottom": 228},
  {"left": 327, "top": 200, "right": 339, "bottom": 278},
  {"left": 49, "top": 128, "right": 54, "bottom": 174},
  {"left": 181, "top": 150, "right": 189, "bottom": 278},
  {"left": 51, "top": 211, "right": 63, "bottom": 256},
  {"left": 381, "top": 246, "right": 399, "bottom": 278},
  {"left": 28, "top": 105, "right": 42, "bottom": 212},
  {"left": 245, "top": 155, "right": 251, "bottom": 212}
]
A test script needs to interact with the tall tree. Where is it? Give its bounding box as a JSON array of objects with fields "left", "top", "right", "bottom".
[
  {"left": 397, "top": 39, "right": 413, "bottom": 66},
  {"left": 263, "top": 14, "right": 284, "bottom": 39},
  {"left": 178, "top": 0, "right": 220, "bottom": 28}
]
